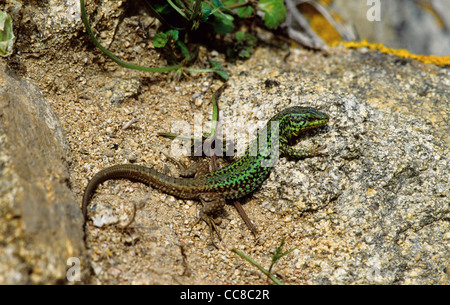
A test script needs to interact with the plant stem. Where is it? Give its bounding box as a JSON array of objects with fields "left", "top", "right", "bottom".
[
  {"left": 80, "top": 0, "right": 181, "bottom": 73},
  {"left": 231, "top": 248, "right": 283, "bottom": 285}
]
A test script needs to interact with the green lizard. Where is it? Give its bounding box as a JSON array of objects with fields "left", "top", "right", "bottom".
[{"left": 82, "top": 106, "right": 329, "bottom": 244}]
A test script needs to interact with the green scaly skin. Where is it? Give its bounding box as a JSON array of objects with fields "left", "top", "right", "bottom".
[{"left": 82, "top": 106, "right": 329, "bottom": 241}]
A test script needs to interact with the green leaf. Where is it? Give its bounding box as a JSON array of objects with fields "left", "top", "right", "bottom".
[
  {"left": 202, "top": 0, "right": 234, "bottom": 33},
  {"left": 212, "top": 0, "right": 225, "bottom": 9},
  {"left": 212, "top": 0, "right": 234, "bottom": 14},
  {"left": 0, "top": 10, "right": 15, "bottom": 57},
  {"left": 167, "top": 0, "right": 188, "bottom": 19},
  {"left": 154, "top": 30, "right": 178, "bottom": 48},
  {"left": 176, "top": 40, "right": 190, "bottom": 60},
  {"left": 222, "top": 0, "right": 239, "bottom": 5},
  {"left": 152, "top": 3, "right": 172, "bottom": 15},
  {"left": 258, "top": 0, "right": 286, "bottom": 29},
  {"left": 166, "top": 29, "right": 179, "bottom": 41},
  {"left": 201, "top": 2, "right": 213, "bottom": 21},
  {"left": 174, "top": 68, "right": 183, "bottom": 81},
  {"left": 237, "top": 5, "right": 254, "bottom": 18},
  {"left": 211, "top": 12, "right": 234, "bottom": 34},
  {"left": 209, "top": 59, "right": 229, "bottom": 81},
  {"left": 235, "top": 31, "right": 246, "bottom": 42},
  {"left": 239, "top": 48, "right": 250, "bottom": 58},
  {"left": 153, "top": 32, "right": 168, "bottom": 48},
  {"left": 235, "top": 32, "right": 257, "bottom": 58}
]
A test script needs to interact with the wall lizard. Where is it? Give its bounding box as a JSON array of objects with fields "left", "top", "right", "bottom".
[{"left": 82, "top": 106, "right": 329, "bottom": 244}]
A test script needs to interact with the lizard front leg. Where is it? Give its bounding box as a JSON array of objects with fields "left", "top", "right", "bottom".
[{"left": 280, "top": 144, "right": 327, "bottom": 159}]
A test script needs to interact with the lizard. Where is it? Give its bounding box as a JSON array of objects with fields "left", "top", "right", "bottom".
[{"left": 82, "top": 106, "right": 329, "bottom": 245}]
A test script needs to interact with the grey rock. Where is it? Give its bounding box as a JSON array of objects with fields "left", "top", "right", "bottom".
[
  {"left": 221, "top": 49, "right": 449, "bottom": 284},
  {"left": 0, "top": 63, "right": 88, "bottom": 284},
  {"left": 2, "top": 0, "right": 448, "bottom": 285}
]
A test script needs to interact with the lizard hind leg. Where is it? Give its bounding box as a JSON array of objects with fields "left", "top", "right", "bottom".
[{"left": 196, "top": 193, "right": 226, "bottom": 247}]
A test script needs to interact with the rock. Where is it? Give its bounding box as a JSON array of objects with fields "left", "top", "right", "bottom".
[
  {"left": 2, "top": 0, "right": 448, "bottom": 285},
  {"left": 221, "top": 47, "right": 449, "bottom": 284},
  {"left": 0, "top": 63, "right": 88, "bottom": 284}
]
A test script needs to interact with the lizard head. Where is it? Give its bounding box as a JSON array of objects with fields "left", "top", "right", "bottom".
[{"left": 277, "top": 106, "right": 329, "bottom": 139}]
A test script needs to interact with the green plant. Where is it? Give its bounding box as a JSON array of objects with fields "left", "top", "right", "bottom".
[
  {"left": 157, "top": 83, "right": 226, "bottom": 155},
  {"left": 80, "top": 0, "right": 288, "bottom": 79},
  {"left": 0, "top": 10, "right": 15, "bottom": 57},
  {"left": 232, "top": 237, "right": 296, "bottom": 285},
  {"left": 149, "top": 0, "right": 286, "bottom": 32},
  {"left": 226, "top": 31, "right": 258, "bottom": 61}
]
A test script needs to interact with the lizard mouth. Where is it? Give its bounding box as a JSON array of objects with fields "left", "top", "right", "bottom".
[{"left": 293, "top": 118, "right": 329, "bottom": 136}]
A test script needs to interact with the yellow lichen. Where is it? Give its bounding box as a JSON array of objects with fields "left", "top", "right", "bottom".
[{"left": 341, "top": 39, "right": 450, "bottom": 66}]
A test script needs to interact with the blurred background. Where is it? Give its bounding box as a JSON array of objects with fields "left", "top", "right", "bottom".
[{"left": 294, "top": 0, "right": 450, "bottom": 56}]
